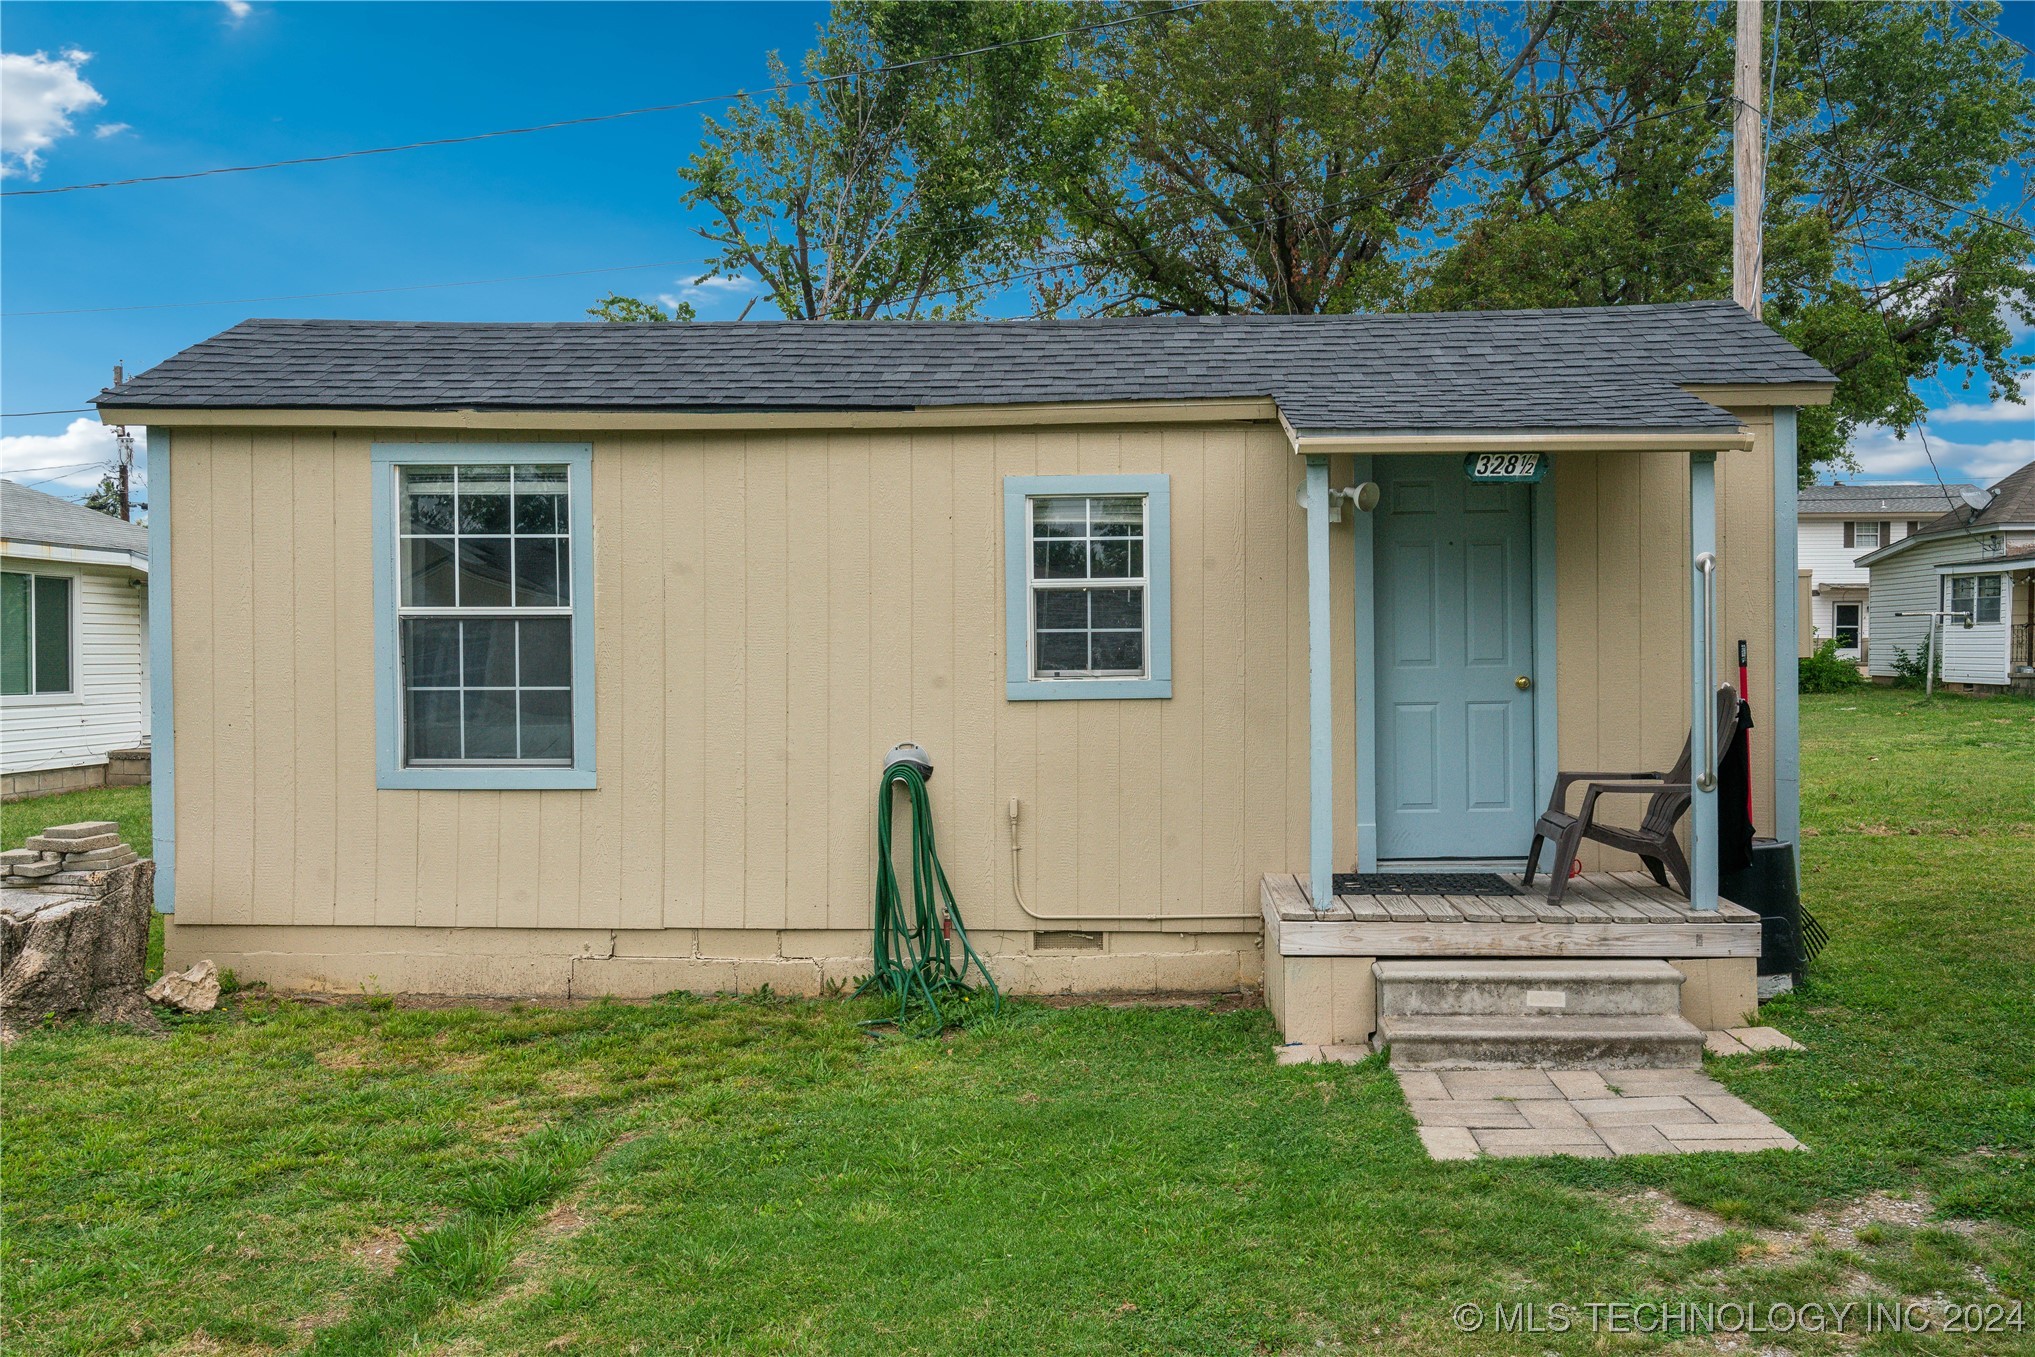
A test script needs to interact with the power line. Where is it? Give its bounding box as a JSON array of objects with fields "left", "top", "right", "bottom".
[
  {"left": 0, "top": 4, "right": 1202, "bottom": 200},
  {"left": 0, "top": 407, "right": 95, "bottom": 418},
  {"left": 4, "top": 259, "right": 704, "bottom": 318}
]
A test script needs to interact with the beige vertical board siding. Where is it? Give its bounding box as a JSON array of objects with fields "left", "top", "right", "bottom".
[
  {"left": 1330, "top": 454, "right": 1359, "bottom": 865},
  {"left": 210, "top": 430, "right": 257, "bottom": 925},
  {"left": 249, "top": 438, "right": 296, "bottom": 927},
  {"left": 288, "top": 432, "right": 337, "bottom": 924},
  {"left": 617, "top": 437, "right": 666, "bottom": 931},
  {"left": 1718, "top": 411, "right": 1777, "bottom": 835},
  {"left": 823, "top": 431, "right": 873, "bottom": 932},
  {"left": 1554, "top": 454, "right": 1601, "bottom": 783},
  {"left": 174, "top": 417, "right": 1337, "bottom": 941}
]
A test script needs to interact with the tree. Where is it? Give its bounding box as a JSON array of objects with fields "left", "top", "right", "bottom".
[
  {"left": 679, "top": 1, "right": 1073, "bottom": 319},
  {"left": 586, "top": 292, "right": 696, "bottom": 322},
  {"left": 1416, "top": 1, "right": 2034, "bottom": 479},
  {"left": 82, "top": 472, "right": 125, "bottom": 519},
  {"left": 1042, "top": 2, "right": 1555, "bottom": 315}
]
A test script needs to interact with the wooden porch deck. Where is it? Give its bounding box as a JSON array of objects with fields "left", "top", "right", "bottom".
[{"left": 1261, "top": 872, "right": 1762, "bottom": 959}]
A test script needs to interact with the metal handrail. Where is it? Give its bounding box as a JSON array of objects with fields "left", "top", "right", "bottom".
[{"left": 1695, "top": 551, "right": 1718, "bottom": 791}]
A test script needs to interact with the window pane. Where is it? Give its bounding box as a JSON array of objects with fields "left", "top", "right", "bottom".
[
  {"left": 514, "top": 538, "right": 563, "bottom": 607},
  {"left": 1035, "top": 588, "right": 1088, "bottom": 630},
  {"left": 518, "top": 617, "right": 572, "bottom": 687},
  {"left": 1090, "top": 496, "right": 1143, "bottom": 537},
  {"left": 404, "top": 537, "right": 457, "bottom": 607},
  {"left": 458, "top": 465, "right": 512, "bottom": 533},
  {"left": 1032, "top": 497, "right": 1086, "bottom": 538},
  {"left": 515, "top": 490, "right": 561, "bottom": 534},
  {"left": 457, "top": 538, "right": 513, "bottom": 607},
  {"left": 1, "top": 573, "right": 29, "bottom": 695},
  {"left": 1090, "top": 540, "right": 1136, "bottom": 579},
  {"left": 401, "top": 466, "right": 456, "bottom": 533},
  {"left": 1037, "top": 631, "right": 1089, "bottom": 672},
  {"left": 406, "top": 689, "right": 462, "bottom": 761},
  {"left": 1091, "top": 629, "right": 1144, "bottom": 672},
  {"left": 32, "top": 576, "right": 69, "bottom": 692},
  {"left": 403, "top": 618, "right": 461, "bottom": 687},
  {"left": 1978, "top": 577, "right": 2002, "bottom": 623},
  {"left": 462, "top": 689, "right": 519, "bottom": 759},
  {"left": 1036, "top": 540, "right": 1087, "bottom": 580},
  {"left": 461, "top": 619, "right": 518, "bottom": 686},
  {"left": 1090, "top": 587, "right": 1142, "bottom": 630},
  {"left": 519, "top": 689, "right": 573, "bottom": 760}
]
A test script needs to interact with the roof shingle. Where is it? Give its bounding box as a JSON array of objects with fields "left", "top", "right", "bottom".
[{"left": 99, "top": 301, "right": 1832, "bottom": 437}]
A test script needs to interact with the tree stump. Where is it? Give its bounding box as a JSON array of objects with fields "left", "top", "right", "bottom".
[{"left": 0, "top": 861, "right": 159, "bottom": 1036}]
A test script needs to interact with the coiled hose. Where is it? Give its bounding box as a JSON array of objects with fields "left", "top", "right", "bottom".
[{"left": 857, "top": 761, "right": 1000, "bottom": 1028}]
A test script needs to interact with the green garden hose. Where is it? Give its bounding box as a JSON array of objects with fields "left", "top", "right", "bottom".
[{"left": 857, "top": 761, "right": 1000, "bottom": 1028}]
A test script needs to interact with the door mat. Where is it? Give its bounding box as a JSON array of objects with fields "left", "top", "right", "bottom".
[{"left": 1331, "top": 872, "right": 1520, "bottom": 896}]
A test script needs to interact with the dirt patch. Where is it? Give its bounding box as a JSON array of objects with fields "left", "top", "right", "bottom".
[
  {"left": 1031, "top": 989, "right": 1261, "bottom": 1012},
  {"left": 1631, "top": 1187, "right": 1980, "bottom": 1255},
  {"left": 541, "top": 1200, "right": 589, "bottom": 1237},
  {"left": 346, "top": 1226, "right": 410, "bottom": 1276}
]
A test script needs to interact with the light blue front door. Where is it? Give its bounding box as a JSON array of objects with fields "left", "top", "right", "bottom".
[{"left": 1373, "top": 459, "right": 1538, "bottom": 860}]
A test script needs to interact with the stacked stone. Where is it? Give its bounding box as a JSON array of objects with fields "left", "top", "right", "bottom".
[{"left": 0, "top": 822, "right": 140, "bottom": 896}]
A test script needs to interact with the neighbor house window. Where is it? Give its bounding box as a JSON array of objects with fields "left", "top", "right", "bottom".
[
  {"left": 1, "top": 570, "right": 72, "bottom": 697},
  {"left": 1832, "top": 602, "right": 1861, "bottom": 653},
  {"left": 1003, "top": 475, "right": 1171, "bottom": 700},
  {"left": 1845, "top": 520, "right": 1882, "bottom": 550},
  {"left": 1947, "top": 574, "right": 2002, "bottom": 625},
  {"left": 372, "top": 446, "right": 595, "bottom": 789}
]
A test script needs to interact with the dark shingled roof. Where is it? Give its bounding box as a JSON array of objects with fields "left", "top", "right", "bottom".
[
  {"left": 1799, "top": 482, "right": 1975, "bottom": 516},
  {"left": 1915, "top": 458, "right": 2035, "bottom": 536},
  {"left": 1, "top": 480, "right": 149, "bottom": 558},
  {"left": 98, "top": 301, "right": 1832, "bottom": 436}
]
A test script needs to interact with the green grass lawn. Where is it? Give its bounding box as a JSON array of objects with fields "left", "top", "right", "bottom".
[{"left": 4, "top": 688, "right": 2031, "bottom": 1355}]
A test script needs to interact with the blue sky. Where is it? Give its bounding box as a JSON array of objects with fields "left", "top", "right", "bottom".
[{"left": 3, "top": 0, "right": 2029, "bottom": 506}]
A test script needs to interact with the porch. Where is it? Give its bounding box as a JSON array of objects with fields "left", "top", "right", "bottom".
[{"left": 1260, "top": 872, "right": 1763, "bottom": 1049}]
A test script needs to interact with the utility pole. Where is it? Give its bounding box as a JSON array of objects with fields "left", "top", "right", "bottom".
[
  {"left": 112, "top": 362, "right": 133, "bottom": 522},
  {"left": 1733, "top": 0, "right": 1764, "bottom": 317}
]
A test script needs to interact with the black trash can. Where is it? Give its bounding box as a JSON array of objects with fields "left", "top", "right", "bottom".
[{"left": 1718, "top": 837, "right": 1803, "bottom": 978}]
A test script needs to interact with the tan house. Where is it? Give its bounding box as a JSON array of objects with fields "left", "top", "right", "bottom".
[{"left": 101, "top": 302, "right": 1834, "bottom": 1049}]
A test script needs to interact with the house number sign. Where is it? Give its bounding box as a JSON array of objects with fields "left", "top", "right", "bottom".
[{"left": 1463, "top": 451, "right": 1547, "bottom": 483}]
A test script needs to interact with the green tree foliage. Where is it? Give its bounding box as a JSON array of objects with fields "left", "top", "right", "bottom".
[
  {"left": 662, "top": 1, "right": 2030, "bottom": 478},
  {"left": 679, "top": 1, "right": 1075, "bottom": 319},
  {"left": 586, "top": 293, "right": 696, "bottom": 322},
  {"left": 81, "top": 472, "right": 126, "bottom": 519},
  {"left": 1422, "top": 1, "right": 2034, "bottom": 480}
]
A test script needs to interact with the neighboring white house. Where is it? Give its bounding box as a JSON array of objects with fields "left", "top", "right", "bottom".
[
  {"left": 0, "top": 481, "right": 151, "bottom": 798},
  {"left": 1859, "top": 459, "right": 2035, "bottom": 690},
  {"left": 1798, "top": 481, "right": 1970, "bottom": 660}
]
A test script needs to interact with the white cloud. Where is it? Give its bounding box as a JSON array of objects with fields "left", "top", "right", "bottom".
[
  {"left": 93, "top": 121, "right": 130, "bottom": 139},
  {"left": 1929, "top": 371, "right": 2035, "bottom": 426},
  {"left": 657, "top": 274, "right": 762, "bottom": 311},
  {"left": 0, "top": 418, "right": 125, "bottom": 497},
  {"left": 221, "top": 0, "right": 253, "bottom": 20},
  {"left": 1, "top": 49, "right": 106, "bottom": 180},
  {"left": 1848, "top": 423, "right": 2034, "bottom": 486}
]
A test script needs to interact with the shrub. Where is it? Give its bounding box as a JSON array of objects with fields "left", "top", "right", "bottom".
[
  {"left": 1889, "top": 637, "right": 1940, "bottom": 689},
  {"left": 1799, "top": 639, "right": 1866, "bottom": 693}
]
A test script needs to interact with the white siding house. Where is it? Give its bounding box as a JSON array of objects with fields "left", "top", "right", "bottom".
[
  {"left": 1, "top": 481, "right": 151, "bottom": 798},
  {"left": 1798, "top": 482, "right": 1969, "bottom": 659},
  {"left": 1859, "top": 460, "right": 2035, "bottom": 688}
]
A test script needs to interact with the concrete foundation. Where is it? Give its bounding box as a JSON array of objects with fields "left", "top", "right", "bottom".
[
  {"left": 162, "top": 922, "right": 1264, "bottom": 1000},
  {"left": 2, "top": 762, "right": 107, "bottom": 802}
]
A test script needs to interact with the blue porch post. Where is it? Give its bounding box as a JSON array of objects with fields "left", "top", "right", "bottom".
[
  {"left": 1689, "top": 452, "right": 1719, "bottom": 911},
  {"left": 1305, "top": 455, "right": 1334, "bottom": 911},
  {"left": 1771, "top": 409, "right": 1801, "bottom": 867}
]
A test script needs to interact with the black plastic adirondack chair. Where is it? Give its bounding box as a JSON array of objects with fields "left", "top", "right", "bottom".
[{"left": 1522, "top": 684, "right": 1742, "bottom": 904}]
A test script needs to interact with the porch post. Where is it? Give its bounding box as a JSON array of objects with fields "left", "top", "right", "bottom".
[
  {"left": 1689, "top": 451, "right": 1720, "bottom": 911},
  {"left": 1305, "top": 455, "right": 1335, "bottom": 911},
  {"left": 1771, "top": 408, "right": 1801, "bottom": 867}
]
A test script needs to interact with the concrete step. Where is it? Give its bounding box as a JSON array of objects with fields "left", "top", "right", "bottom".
[
  {"left": 1373, "top": 959, "right": 1685, "bottom": 1019},
  {"left": 1375, "top": 1013, "right": 1705, "bottom": 1070}
]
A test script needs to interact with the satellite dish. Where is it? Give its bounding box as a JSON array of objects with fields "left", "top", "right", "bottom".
[{"left": 1960, "top": 486, "right": 1995, "bottom": 513}]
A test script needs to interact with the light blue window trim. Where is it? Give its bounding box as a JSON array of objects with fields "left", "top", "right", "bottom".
[
  {"left": 1003, "top": 474, "right": 1172, "bottom": 701},
  {"left": 371, "top": 443, "right": 597, "bottom": 790}
]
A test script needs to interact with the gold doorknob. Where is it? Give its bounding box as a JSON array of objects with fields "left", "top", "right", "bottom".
[{"left": 1515, "top": 675, "right": 1533, "bottom": 690}]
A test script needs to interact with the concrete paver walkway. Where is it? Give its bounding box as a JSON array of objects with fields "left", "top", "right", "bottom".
[{"left": 1396, "top": 1066, "right": 1803, "bottom": 1159}]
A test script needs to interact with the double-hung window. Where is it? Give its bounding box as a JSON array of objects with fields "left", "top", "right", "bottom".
[
  {"left": 0, "top": 570, "right": 73, "bottom": 698},
  {"left": 1003, "top": 475, "right": 1171, "bottom": 700},
  {"left": 372, "top": 445, "right": 595, "bottom": 789},
  {"left": 1947, "top": 573, "right": 2002, "bottom": 625}
]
